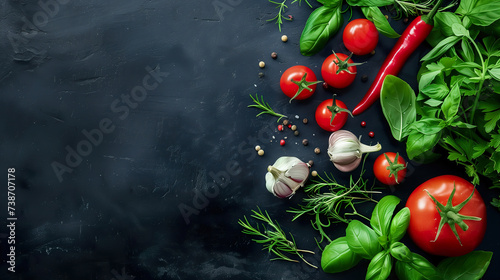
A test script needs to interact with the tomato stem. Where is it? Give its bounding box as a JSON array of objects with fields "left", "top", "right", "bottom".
[
  {"left": 384, "top": 153, "right": 406, "bottom": 184},
  {"left": 326, "top": 94, "right": 353, "bottom": 126},
  {"left": 332, "top": 51, "right": 365, "bottom": 75},
  {"left": 289, "top": 72, "right": 322, "bottom": 103},
  {"left": 425, "top": 184, "right": 482, "bottom": 246}
]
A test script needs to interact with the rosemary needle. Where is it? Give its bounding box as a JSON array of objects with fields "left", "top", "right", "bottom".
[
  {"left": 248, "top": 94, "right": 287, "bottom": 122},
  {"left": 238, "top": 207, "right": 317, "bottom": 268}
]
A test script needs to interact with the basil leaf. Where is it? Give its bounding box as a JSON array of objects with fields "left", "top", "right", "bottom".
[
  {"left": 321, "top": 236, "right": 363, "bottom": 273},
  {"left": 389, "top": 207, "right": 410, "bottom": 243},
  {"left": 421, "top": 36, "right": 460, "bottom": 62},
  {"left": 361, "top": 6, "right": 400, "bottom": 39},
  {"left": 346, "top": 0, "right": 394, "bottom": 6},
  {"left": 366, "top": 251, "right": 392, "bottom": 280},
  {"left": 409, "top": 117, "right": 445, "bottom": 135},
  {"left": 420, "top": 83, "right": 449, "bottom": 100},
  {"left": 389, "top": 242, "right": 412, "bottom": 263},
  {"left": 316, "top": 0, "right": 342, "bottom": 6},
  {"left": 380, "top": 75, "right": 417, "bottom": 141},
  {"left": 300, "top": 5, "right": 342, "bottom": 56},
  {"left": 438, "top": 251, "right": 493, "bottom": 280},
  {"left": 442, "top": 83, "right": 461, "bottom": 120},
  {"left": 435, "top": 12, "right": 463, "bottom": 37},
  {"left": 455, "top": 0, "right": 478, "bottom": 15},
  {"left": 395, "top": 253, "right": 442, "bottom": 280},
  {"left": 461, "top": 38, "right": 474, "bottom": 62},
  {"left": 468, "top": 1, "right": 500, "bottom": 26},
  {"left": 406, "top": 129, "right": 441, "bottom": 160},
  {"left": 370, "top": 195, "right": 400, "bottom": 238},
  {"left": 451, "top": 23, "right": 469, "bottom": 37},
  {"left": 489, "top": 68, "right": 500, "bottom": 82},
  {"left": 346, "top": 220, "right": 382, "bottom": 259}
]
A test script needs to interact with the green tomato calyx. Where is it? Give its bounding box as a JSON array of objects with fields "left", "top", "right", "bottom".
[
  {"left": 425, "top": 184, "right": 482, "bottom": 246},
  {"left": 384, "top": 153, "right": 406, "bottom": 184},
  {"left": 327, "top": 94, "right": 353, "bottom": 126},
  {"left": 289, "top": 72, "right": 322, "bottom": 103},
  {"left": 332, "top": 51, "right": 365, "bottom": 75}
]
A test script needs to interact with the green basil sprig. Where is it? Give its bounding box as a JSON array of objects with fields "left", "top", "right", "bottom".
[
  {"left": 299, "top": 3, "right": 343, "bottom": 56},
  {"left": 346, "top": 220, "right": 381, "bottom": 259},
  {"left": 321, "top": 236, "right": 362, "bottom": 273}
]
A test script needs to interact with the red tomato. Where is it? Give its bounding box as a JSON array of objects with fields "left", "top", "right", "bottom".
[
  {"left": 406, "top": 175, "right": 487, "bottom": 257},
  {"left": 373, "top": 152, "right": 407, "bottom": 185},
  {"left": 280, "top": 65, "right": 320, "bottom": 101},
  {"left": 315, "top": 97, "right": 350, "bottom": 132},
  {"left": 321, "top": 52, "right": 359, "bottom": 89},
  {"left": 343, "top": 19, "right": 379, "bottom": 55}
]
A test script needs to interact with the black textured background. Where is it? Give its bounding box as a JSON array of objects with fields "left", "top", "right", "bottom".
[{"left": 0, "top": 0, "right": 499, "bottom": 279}]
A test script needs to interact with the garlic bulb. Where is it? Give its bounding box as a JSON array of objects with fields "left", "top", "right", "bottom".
[
  {"left": 328, "top": 130, "right": 381, "bottom": 172},
  {"left": 265, "top": 156, "right": 310, "bottom": 198}
]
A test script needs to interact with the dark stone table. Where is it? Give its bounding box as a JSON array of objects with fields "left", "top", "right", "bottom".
[{"left": 1, "top": 0, "right": 499, "bottom": 279}]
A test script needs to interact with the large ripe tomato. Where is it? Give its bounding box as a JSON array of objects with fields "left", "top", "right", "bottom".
[
  {"left": 406, "top": 175, "right": 487, "bottom": 257},
  {"left": 321, "top": 52, "right": 360, "bottom": 89},
  {"left": 280, "top": 65, "right": 320, "bottom": 102},
  {"left": 315, "top": 96, "right": 350, "bottom": 132},
  {"left": 343, "top": 19, "right": 379, "bottom": 55},
  {"left": 373, "top": 152, "right": 407, "bottom": 185}
]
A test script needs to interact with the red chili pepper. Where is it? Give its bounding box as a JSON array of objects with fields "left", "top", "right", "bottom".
[{"left": 352, "top": 0, "right": 443, "bottom": 116}]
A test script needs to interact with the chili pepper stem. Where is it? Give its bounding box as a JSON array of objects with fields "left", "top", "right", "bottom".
[{"left": 422, "top": 0, "right": 444, "bottom": 24}]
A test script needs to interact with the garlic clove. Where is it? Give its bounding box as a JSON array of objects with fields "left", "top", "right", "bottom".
[
  {"left": 285, "top": 162, "right": 310, "bottom": 183},
  {"left": 265, "top": 172, "right": 276, "bottom": 194},
  {"left": 273, "top": 180, "right": 293, "bottom": 198},
  {"left": 334, "top": 157, "right": 362, "bottom": 172}
]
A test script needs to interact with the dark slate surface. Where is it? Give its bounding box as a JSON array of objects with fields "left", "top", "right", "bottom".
[{"left": 0, "top": 0, "right": 499, "bottom": 279}]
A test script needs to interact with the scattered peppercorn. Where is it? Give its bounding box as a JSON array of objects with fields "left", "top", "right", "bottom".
[
  {"left": 361, "top": 74, "right": 368, "bottom": 82},
  {"left": 370, "top": 50, "right": 376, "bottom": 55},
  {"left": 283, "top": 119, "right": 289, "bottom": 126},
  {"left": 384, "top": 14, "right": 389, "bottom": 19},
  {"left": 255, "top": 145, "right": 261, "bottom": 151},
  {"left": 291, "top": 125, "right": 297, "bottom": 131},
  {"left": 288, "top": 124, "right": 292, "bottom": 129},
  {"left": 258, "top": 149, "right": 265, "bottom": 156},
  {"left": 271, "top": 52, "right": 278, "bottom": 59},
  {"left": 294, "top": 130, "right": 300, "bottom": 136},
  {"left": 303, "top": 118, "right": 308, "bottom": 124},
  {"left": 258, "top": 72, "right": 265, "bottom": 78},
  {"left": 314, "top": 147, "right": 321, "bottom": 154},
  {"left": 361, "top": 121, "right": 367, "bottom": 127},
  {"left": 308, "top": 160, "right": 314, "bottom": 167},
  {"left": 288, "top": 15, "right": 293, "bottom": 20},
  {"left": 278, "top": 124, "right": 284, "bottom": 131},
  {"left": 311, "top": 170, "right": 318, "bottom": 177},
  {"left": 302, "top": 139, "right": 309, "bottom": 146},
  {"left": 368, "top": 131, "right": 375, "bottom": 138},
  {"left": 281, "top": 35, "right": 288, "bottom": 42},
  {"left": 322, "top": 82, "right": 329, "bottom": 90},
  {"left": 280, "top": 139, "right": 286, "bottom": 146},
  {"left": 403, "top": 18, "right": 409, "bottom": 24},
  {"left": 259, "top": 61, "right": 265, "bottom": 68}
]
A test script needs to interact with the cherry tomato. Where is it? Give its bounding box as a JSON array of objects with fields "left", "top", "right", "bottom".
[
  {"left": 373, "top": 152, "right": 407, "bottom": 185},
  {"left": 315, "top": 96, "right": 350, "bottom": 132},
  {"left": 321, "top": 52, "right": 360, "bottom": 89},
  {"left": 406, "top": 175, "right": 487, "bottom": 257},
  {"left": 343, "top": 19, "right": 379, "bottom": 55},
  {"left": 280, "top": 65, "right": 320, "bottom": 102}
]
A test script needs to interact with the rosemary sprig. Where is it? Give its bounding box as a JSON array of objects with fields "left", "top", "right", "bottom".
[
  {"left": 392, "top": 0, "right": 458, "bottom": 20},
  {"left": 248, "top": 94, "right": 287, "bottom": 122},
  {"left": 238, "top": 207, "right": 317, "bottom": 268},
  {"left": 288, "top": 158, "right": 380, "bottom": 243},
  {"left": 267, "top": 0, "right": 312, "bottom": 32}
]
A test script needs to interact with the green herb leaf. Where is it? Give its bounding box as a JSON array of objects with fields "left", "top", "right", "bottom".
[
  {"left": 406, "top": 129, "right": 441, "bottom": 160},
  {"left": 461, "top": 38, "right": 474, "bottom": 62},
  {"left": 299, "top": 4, "right": 342, "bottom": 56},
  {"left": 366, "top": 250, "right": 392, "bottom": 280},
  {"left": 316, "top": 0, "right": 342, "bottom": 6},
  {"left": 380, "top": 75, "right": 417, "bottom": 141},
  {"left": 488, "top": 68, "right": 500, "bottom": 82},
  {"left": 390, "top": 242, "right": 412, "bottom": 263},
  {"left": 455, "top": 0, "right": 477, "bottom": 15},
  {"left": 468, "top": 1, "right": 500, "bottom": 27},
  {"left": 361, "top": 6, "right": 400, "bottom": 39},
  {"left": 395, "top": 253, "right": 441, "bottom": 280},
  {"left": 389, "top": 207, "right": 410, "bottom": 243},
  {"left": 346, "top": 220, "right": 382, "bottom": 259},
  {"left": 420, "top": 84, "right": 449, "bottom": 100},
  {"left": 441, "top": 83, "right": 461, "bottom": 120},
  {"left": 370, "top": 195, "right": 400, "bottom": 238},
  {"left": 421, "top": 36, "right": 460, "bottom": 62},
  {"left": 435, "top": 12, "right": 463, "bottom": 37},
  {"left": 321, "top": 237, "right": 363, "bottom": 273},
  {"left": 451, "top": 23, "right": 469, "bottom": 37},
  {"left": 346, "top": 0, "right": 394, "bottom": 6},
  {"left": 437, "top": 251, "right": 493, "bottom": 280}
]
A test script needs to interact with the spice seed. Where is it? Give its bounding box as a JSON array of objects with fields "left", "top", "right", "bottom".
[
  {"left": 294, "top": 130, "right": 299, "bottom": 136},
  {"left": 283, "top": 119, "right": 289, "bottom": 126},
  {"left": 258, "top": 149, "right": 265, "bottom": 156},
  {"left": 281, "top": 35, "right": 288, "bottom": 42},
  {"left": 291, "top": 125, "right": 297, "bottom": 131},
  {"left": 259, "top": 61, "right": 266, "bottom": 68},
  {"left": 314, "top": 147, "right": 321, "bottom": 154},
  {"left": 311, "top": 170, "right": 318, "bottom": 177},
  {"left": 255, "top": 145, "right": 261, "bottom": 151},
  {"left": 271, "top": 52, "right": 278, "bottom": 59},
  {"left": 303, "top": 118, "right": 308, "bottom": 124},
  {"left": 302, "top": 139, "right": 309, "bottom": 146}
]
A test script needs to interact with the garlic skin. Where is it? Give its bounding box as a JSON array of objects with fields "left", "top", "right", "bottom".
[
  {"left": 328, "top": 130, "right": 381, "bottom": 172},
  {"left": 265, "top": 156, "right": 310, "bottom": 198}
]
